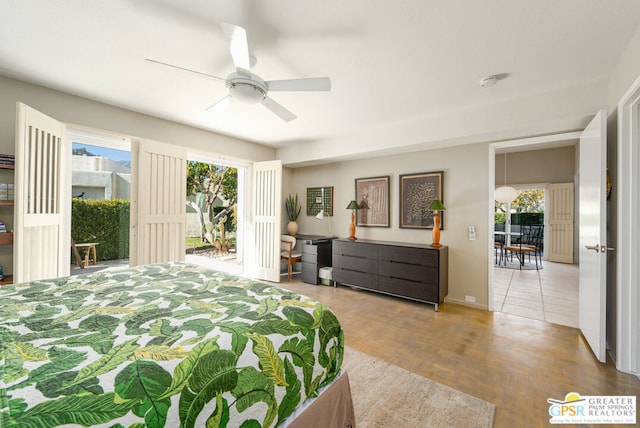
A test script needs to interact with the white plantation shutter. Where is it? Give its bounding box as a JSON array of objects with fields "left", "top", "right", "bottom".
[
  {"left": 14, "top": 103, "right": 71, "bottom": 283},
  {"left": 130, "top": 139, "right": 186, "bottom": 265},
  {"left": 548, "top": 183, "right": 574, "bottom": 263},
  {"left": 251, "top": 160, "right": 282, "bottom": 282}
]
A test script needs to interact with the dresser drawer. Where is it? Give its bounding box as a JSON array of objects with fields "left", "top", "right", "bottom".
[
  {"left": 302, "top": 262, "right": 319, "bottom": 284},
  {"left": 378, "top": 245, "right": 438, "bottom": 267},
  {"left": 377, "top": 277, "right": 439, "bottom": 303},
  {"left": 333, "top": 254, "right": 378, "bottom": 273},
  {"left": 333, "top": 268, "right": 378, "bottom": 289},
  {"left": 333, "top": 240, "right": 378, "bottom": 259},
  {"left": 302, "top": 243, "right": 318, "bottom": 255},
  {"left": 302, "top": 252, "right": 319, "bottom": 264},
  {"left": 378, "top": 261, "right": 438, "bottom": 284}
]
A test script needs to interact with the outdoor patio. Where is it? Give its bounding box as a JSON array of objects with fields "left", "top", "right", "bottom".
[{"left": 70, "top": 258, "right": 130, "bottom": 276}]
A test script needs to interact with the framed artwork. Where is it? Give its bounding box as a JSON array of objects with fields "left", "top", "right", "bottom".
[
  {"left": 355, "top": 175, "right": 390, "bottom": 227},
  {"left": 306, "top": 186, "right": 334, "bottom": 216},
  {"left": 399, "top": 171, "right": 444, "bottom": 229}
]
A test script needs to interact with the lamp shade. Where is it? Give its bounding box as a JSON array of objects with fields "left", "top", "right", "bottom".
[
  {"left": 315, "top": 210, "right": 325, "bottom": 220},
  {"left": 428, "top": 199, "right": 446, "bottom": 211},
  {"left": 495, "top": 186, "right": 518, "bottom": 203},
  {"left": 346, "top": 200, "right": 359, "bottom": 210}
]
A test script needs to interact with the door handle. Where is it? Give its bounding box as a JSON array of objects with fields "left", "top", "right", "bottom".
[{"left": 584, "top": 245, "right": 600, "bottom": 252}]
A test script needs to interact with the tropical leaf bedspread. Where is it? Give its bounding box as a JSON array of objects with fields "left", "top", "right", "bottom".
[{"left": 0, "top": 262, "right": 344, "bottom": 427}]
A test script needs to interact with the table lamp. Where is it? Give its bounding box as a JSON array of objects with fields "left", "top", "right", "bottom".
[
  {"left": 346, "top": 200, "right": 359, "bottom": 240},
  {"left": 315, "top": 209, "right": 332, "bottom": 235},
  {"left": 429, "top": 199, "right": 446, "bottom": 248}
]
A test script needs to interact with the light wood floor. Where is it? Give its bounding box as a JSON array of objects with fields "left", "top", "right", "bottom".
[{"left": 279, "top": 278, "right": 639, "bottom": 427}]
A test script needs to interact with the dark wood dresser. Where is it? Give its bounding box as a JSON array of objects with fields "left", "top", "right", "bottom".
[{"left": 332, "top": 239, "right": 448, "bottom": 310}]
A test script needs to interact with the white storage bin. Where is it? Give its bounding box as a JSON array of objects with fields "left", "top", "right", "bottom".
[{"left": 319, "top": 267, "right": 334, "bottom": 286}]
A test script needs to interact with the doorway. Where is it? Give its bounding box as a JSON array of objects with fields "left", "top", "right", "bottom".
[
  {"left": 68, "top": 128, "right": 131, "bottom": 275},
  {"left": 185, "top": 153, "right": 247, "bottom": 275},
  {"left": 489, "top": 137, "right": 580, "bottom": 327},
  {"left": 494, "top": 186, "right": 546, "bottom": 252}
]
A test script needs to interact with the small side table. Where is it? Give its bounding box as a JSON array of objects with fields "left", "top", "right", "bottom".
[{"left": 75, "top": 242, "right": 99, "bottom": 267}]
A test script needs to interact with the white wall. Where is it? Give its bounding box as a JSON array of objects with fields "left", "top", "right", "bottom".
[
  {"left": 291, "top": 142, "right": 490, "bottom": 308},
  {"left": 281, "top": 167, "right": 295, "bottom": 233},
  {"left": 495, "top": 146, "right": 576, "bottom": 186}
]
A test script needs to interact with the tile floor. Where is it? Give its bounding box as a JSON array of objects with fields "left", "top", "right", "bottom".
[{"left": 493, "top": 260, "right": 578, "bottom": 327}]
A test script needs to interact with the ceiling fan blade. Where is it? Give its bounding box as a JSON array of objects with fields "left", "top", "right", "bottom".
[
  {"left": 145, "top": 58, "right": 226, "bottom": 82},
  {"left": 221, "top": 22, "right": 251, "bottom": 73},
  {"left": 205, "top": 94, "right": 232, "bottom": 112},
  {"left": 261, "top": 97, "right": 297, "bottom": 122},
  {"left": 266, "top": 77, "right": 331, "bottom": 92}
]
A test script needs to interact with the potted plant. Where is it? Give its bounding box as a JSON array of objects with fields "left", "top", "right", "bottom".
[{"left": 285, "top": 193, "right": 301, "bottom": 235}]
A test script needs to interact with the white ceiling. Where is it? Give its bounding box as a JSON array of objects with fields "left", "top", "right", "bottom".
[{"left": 1, "top": 0, "right": 639, "bottom": 164}]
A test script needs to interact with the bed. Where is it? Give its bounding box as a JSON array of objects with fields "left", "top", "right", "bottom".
[{"left": 0, "top": 262, "right": 355, "bottom": 427}]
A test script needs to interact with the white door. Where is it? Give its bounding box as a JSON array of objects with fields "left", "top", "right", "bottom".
[
  {"left": 578, "top": 109, "right": 607, "bottom": 363},
  {"left": 548, "top": 183, "right": 574, "bottom": 263},
  {"left": 14, "top": 103, "right": 70, "bottom": 283},
  {"left": 130, "top": 139, "right": 186, "bottom": 265},
  {"left": 251, "top": 160, "right": 282, "bottom": 282}
]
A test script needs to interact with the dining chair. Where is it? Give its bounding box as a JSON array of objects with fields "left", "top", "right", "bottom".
[
  {"left": 504, "top": 225, "right": 543, "bottom": 270},
  {"left": 280, "top": 235, "right": 302, "bottom": 281}
]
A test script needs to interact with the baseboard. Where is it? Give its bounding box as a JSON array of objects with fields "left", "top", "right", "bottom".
[{"left": 444, "top": 296, "right": 489, "bottom": 310}]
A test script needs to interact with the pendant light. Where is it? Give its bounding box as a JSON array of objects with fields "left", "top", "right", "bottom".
[{"left": 495, "top": 152, "right": 518, "bottom": 203}]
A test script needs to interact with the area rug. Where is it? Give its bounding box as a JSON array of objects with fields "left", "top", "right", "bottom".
[{"left": 343, "top": 347, "right": 495, "bottom": 428}]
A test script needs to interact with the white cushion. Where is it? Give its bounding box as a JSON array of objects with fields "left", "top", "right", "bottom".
[{"left": 281, "top": 251, "right": 302, "bottom": 258}]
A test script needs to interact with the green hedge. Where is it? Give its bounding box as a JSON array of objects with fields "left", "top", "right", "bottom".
[
  {"left": 72, "top": 199, "right": 130, "bottom": 261},
  {"left": 511, "top": 212, "right": 544, "bottom": 226},
  {"left": 495, "top": 212, "right": 543, "bottom": 225}
]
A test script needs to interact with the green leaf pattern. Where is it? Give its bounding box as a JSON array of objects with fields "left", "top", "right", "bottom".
[{"left": 0, "top": 262, "right": 344, "bottom": 427}]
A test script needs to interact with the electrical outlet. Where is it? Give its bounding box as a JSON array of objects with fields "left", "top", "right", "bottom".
[
  {"left": 465, "top": 295, "right": 476, "bottom": 303},
  {"left": 468, "top": 226, "right": 476, "bottom": 240}
]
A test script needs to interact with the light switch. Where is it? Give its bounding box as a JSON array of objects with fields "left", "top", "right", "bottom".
[{"left": 468, "top": 226, "right": 476, "bottom": 241}]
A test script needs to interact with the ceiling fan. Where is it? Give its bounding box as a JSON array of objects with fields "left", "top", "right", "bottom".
[{"left": 146, "top": 22, "right": 331, "bottom": 122}]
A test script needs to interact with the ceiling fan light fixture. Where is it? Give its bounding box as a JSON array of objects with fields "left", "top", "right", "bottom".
[
  {"left": 149, "top": 23, "right": 331, "bottom": 121},
  {"left": 228, "top": 82, "right": 266, "bottom": 104}
]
